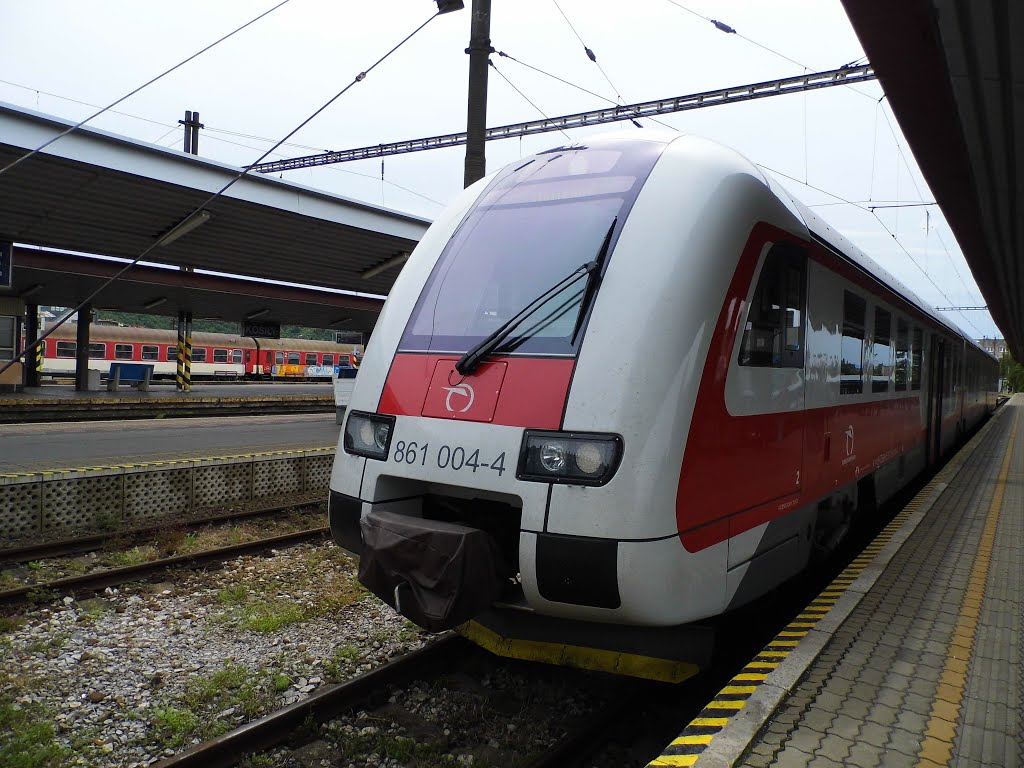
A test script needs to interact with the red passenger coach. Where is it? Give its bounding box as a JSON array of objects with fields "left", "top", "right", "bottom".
[
  {"left": 327, "top": 133, "right": 999, "bottom": 681},
  {"left": 41, "top": 325, "right": 360, "bottom": 380}
]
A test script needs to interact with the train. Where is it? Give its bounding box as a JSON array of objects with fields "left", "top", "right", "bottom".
[
  {"left": 39, "top": 324, "right": 361, "bottom": 380},
  {"left": 327, "top": 133, "right": 999, "bottom": 681}
]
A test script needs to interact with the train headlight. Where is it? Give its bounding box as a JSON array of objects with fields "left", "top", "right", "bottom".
[
  {"left": 344, "top": 411, "right": 395, "bottom": 460},
  {"left": 518, "top": 431, "right": 622, "bottom": 486},
  {"left": 540, "top": 443, "right": 567, "bottom": 472}
]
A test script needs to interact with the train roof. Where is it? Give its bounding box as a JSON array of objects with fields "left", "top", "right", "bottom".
[{"left": 778, "top": 193, "right": 994, "bottom": 359}]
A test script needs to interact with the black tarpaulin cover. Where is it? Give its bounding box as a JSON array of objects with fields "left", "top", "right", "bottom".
[{"left": 358, "top": 509, "right": 505, "bottom": 632}]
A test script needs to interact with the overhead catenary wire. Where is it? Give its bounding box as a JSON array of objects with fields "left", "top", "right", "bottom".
[
  {"left": 874, "top": 97, "right": 986, "bottom": 309},
  {"left": 550, "top": 0, "right": 636, "bottom": 124},
  {"left": 0, "top": 9, "right": 446, "bottom": 378},
  {"left": 763, "top": 161, "right": 985, "bottom": 335},
  {"left": 495, "top": 49, "right": 679, "bottom": 132},
  {"left": 0, "top": 0, "right": 292, "bottom": 177},
  {"left": 660, "top": 0, "right": 879, "bottom": 105},
  {"left": 870, "top": 210, "right": 985, "bottom": 337},
  {"left": 489, "top": 60, "right": 573, "bottom": 141},
  {"left": 661, "top": 0, "right": 809, "bottom": 72}
]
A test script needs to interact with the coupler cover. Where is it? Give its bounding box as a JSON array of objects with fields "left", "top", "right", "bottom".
[{"left": 358, "top": 509, "right": 506, "bottom": 632}]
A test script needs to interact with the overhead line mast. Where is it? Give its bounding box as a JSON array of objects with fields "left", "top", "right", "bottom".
[{"left": 252, "top": 64, "right": 875, "bottom": 173}]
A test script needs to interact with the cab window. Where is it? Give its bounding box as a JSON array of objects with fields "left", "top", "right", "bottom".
[{"left": 738, "top": 245, "right": 806, "bottom": 368}]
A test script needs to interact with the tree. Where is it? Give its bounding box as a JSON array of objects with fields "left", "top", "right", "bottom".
[{"left": 1001, "top": 351, "right": 1024, "bottom": 392}]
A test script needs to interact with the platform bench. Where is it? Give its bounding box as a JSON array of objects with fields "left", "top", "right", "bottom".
[{"left": 107, "top": 362, "right": 154, "bottom": 391}]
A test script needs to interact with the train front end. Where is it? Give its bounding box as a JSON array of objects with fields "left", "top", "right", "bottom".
[{"left": 328, "top": 134, "right": 790, "bottom": 680}]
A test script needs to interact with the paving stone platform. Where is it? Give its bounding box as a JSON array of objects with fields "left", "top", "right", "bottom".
[{"left": 650, "top": 395, "right": 1021, "bottom": 768}]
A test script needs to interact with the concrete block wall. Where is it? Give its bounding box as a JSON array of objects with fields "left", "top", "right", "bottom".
[{"left": 0, "top": 448, "right": 335, "bottom": 541}]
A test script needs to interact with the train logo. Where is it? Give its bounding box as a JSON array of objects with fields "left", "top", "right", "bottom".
[
  {"left": 845, "top": 425, "right": 855, "bottom": 457},
  {"left": 443, "top": 382, "right": 476, "bottom": 413}
]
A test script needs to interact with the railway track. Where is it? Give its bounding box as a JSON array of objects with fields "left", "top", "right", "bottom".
[
  {"left": 153, "top": 634, "right": 471, "bottom": 768},
  {"left": 0, "top": 499, "right": 324, "bottom": 564},
  {"left": 0, "top": 526, "right": 329, "bottom": 606},
  {"left": 153, "top": 631, "right": 650, "bottom": 768}
]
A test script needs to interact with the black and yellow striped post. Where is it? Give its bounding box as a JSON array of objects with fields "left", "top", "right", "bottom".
[
  {"left": 25, "top": 303, "right": 42, "bottom": 388},
  {"left": 183, "top": 312, "right": 193, "bottom": 392},
  {"left": 175, "top": 311, "right": 186, "bottom": 391}
]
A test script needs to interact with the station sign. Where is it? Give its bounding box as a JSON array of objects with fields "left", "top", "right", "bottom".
[
  {"left": 242, "top": 320, "right": 281, "bottom": 339},
  {"left": 0, "top": 242, "right": 11, "bottom": 290},
  {"left": 335, "top": 331, "right": 364, "bottom": 345}
]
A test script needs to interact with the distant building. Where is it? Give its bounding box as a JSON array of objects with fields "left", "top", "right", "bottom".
[{"left": 976, "top": 338, "right": 1007, "bottom": 358}]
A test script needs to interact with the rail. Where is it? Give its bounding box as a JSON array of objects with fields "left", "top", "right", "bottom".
[{"left": 0, "top": 527, "right": 328, "bottom": 605}]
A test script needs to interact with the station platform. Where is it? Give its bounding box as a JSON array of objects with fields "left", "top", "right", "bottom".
[
  {"left": 650, "top": 395, "right": 1021, "bottom": 768},
  {"left": 0, "top": 382, "right": 333, "bottom": 423}
]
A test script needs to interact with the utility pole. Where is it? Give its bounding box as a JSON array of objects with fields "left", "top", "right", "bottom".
[
  {"left": 463, "top": 0, "right": 492, "bottom": 187},
  {"left": 179, "top": 110, "right": 204, "bottom": 154},
  {"left": 176, "top": 109, "right": 202, "bottom": 392}
]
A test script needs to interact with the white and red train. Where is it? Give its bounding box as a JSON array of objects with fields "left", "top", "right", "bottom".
[
  {"left": 40, "top": 324, "right": 361, "bottom": 380},
  {"left": 328, "top": 133, "right": 998, "bottom": 680}
]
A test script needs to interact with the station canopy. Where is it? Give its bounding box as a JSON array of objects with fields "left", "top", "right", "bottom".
[
  {"left": 0, "top": 102, "right": 431, "bottom": 328},
  {"left": 841, "top": 0, "right": 1024, "bottom": 360}
]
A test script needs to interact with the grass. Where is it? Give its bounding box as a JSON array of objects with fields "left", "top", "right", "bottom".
[
  {"left": 237, "top": 601, "right": 307, "bottom": 633},
  {"left": 151, "top": 706, "right": 200, "bottom": 748},
  {"left": 326, "top": 728, "right": 457, "bottom": 765},
  {"left": 323, "top": 644, "right": 363, "bottom": 681},
  {"left": 76, "top": 599, "right": 110, "bottom": 625},
  {"left": 0, "top": 571, "right": 20, "bottom": 590},
  {"left": 148, "top": 662, "right": 287, "bottom": 752},
  {"left": 182, "top": 663, "right": 272, "bottom": 720},
  {"left": 213, "top": 576, "right": 364, "bottom": 634},
  {"left": 272, "top": 673, "right": 291, "bottom": 692},
  {"left": 216, "top": 584, "right": 248, "bottom": 605},
  {"left": 104, "top": 546, "right": 156, "bottom": 568},
  {"left": 26, "top": 634, "right": 67, "bottom": 657},
  {"left": 0, "top": 697, "right": 68, "bottom": 768},
  {"left": 0, "top": 615, "right": 25, "bottom": 634}
]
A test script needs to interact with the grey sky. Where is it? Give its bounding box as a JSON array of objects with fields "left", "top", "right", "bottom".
[{"left": 0, "top": 0, "right": 1000, "bottom": 339}]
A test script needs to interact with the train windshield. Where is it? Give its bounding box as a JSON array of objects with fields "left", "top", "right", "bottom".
[{"left": 399, "top": 139, "right": 666, "bottom": 355}]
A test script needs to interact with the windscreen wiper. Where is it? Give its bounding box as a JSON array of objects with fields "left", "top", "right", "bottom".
[
  {"left": 455, "top": 218, "right": 617, "bottom": 376},
  {"left": 570, "top": 218, "right": 616, "bottom": 345}
]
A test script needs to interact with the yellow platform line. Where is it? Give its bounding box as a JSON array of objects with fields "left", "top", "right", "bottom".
[{"left": 917, "top": 406, "right": 1018, "bottom": 768}]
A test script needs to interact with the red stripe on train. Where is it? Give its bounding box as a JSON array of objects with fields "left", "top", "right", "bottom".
[{"left": 378, "top": 353, "right": 574, "bottom": 430}]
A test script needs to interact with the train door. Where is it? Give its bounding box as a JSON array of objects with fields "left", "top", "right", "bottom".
[
  {"left": 726, "top": 243, "right": 807, "bottom": 507},
  {"left": 926, "top": 334, "right": 945, "bottom": 464}
]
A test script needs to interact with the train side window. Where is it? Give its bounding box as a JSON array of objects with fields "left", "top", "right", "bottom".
[
  {"left": 841, "top": 291, "right": 866, "bottom": 394},
  {"left": 141, "top": 345, "right": 159, "bottom": 361},
  {"left": 56, "top": 341, "right": 76, "bottom": 358},
  {"left": 305, "top": 353, "right": 318, "bottom": 366},
  {"left": 322, "top": 353, "right": 334, "bottom": 367},
  {"left": 89, "top": 342, "right": 107, "bottom": 359},
  {"left": 213, "top": 348, "right": 229, "bottom": 364},
  {"left": 738, "top": 245, "right": 805, "bottom": 368},
  {"left": 895, "top": 319, "right": 909, "bottom": 391},
  {"left": 911, "top": 328, "right": 923, "bottom": 390},
  {"left": 275, "top": 351, "right": 284, "bottom": 366},
  {"left": 231, "top": 349, "right": 243, "bottom": 364},
  {"left": 287, "top": 351, "right": 300, "bottom": 365},
  {"left": 114, "top": 344, "right": 133, "bottom": 360},
  {"left": 192, "top": 347, "right": 208, "bottom": 363},
  {"left": 165, "top": 345, "right": 177, "bottom": 362},
  {"left": 871, "top": 307, "right": 892, "bottom": 393}
]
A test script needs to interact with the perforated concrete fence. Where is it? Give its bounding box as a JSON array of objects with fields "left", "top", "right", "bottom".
[{"left": 0, "top": 448, "right": 335, "bottom": 541}]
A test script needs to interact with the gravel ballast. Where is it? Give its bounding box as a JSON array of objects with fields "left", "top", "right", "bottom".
[{"left": 0, "top": 542, "right": 428, "bottom": 767}]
